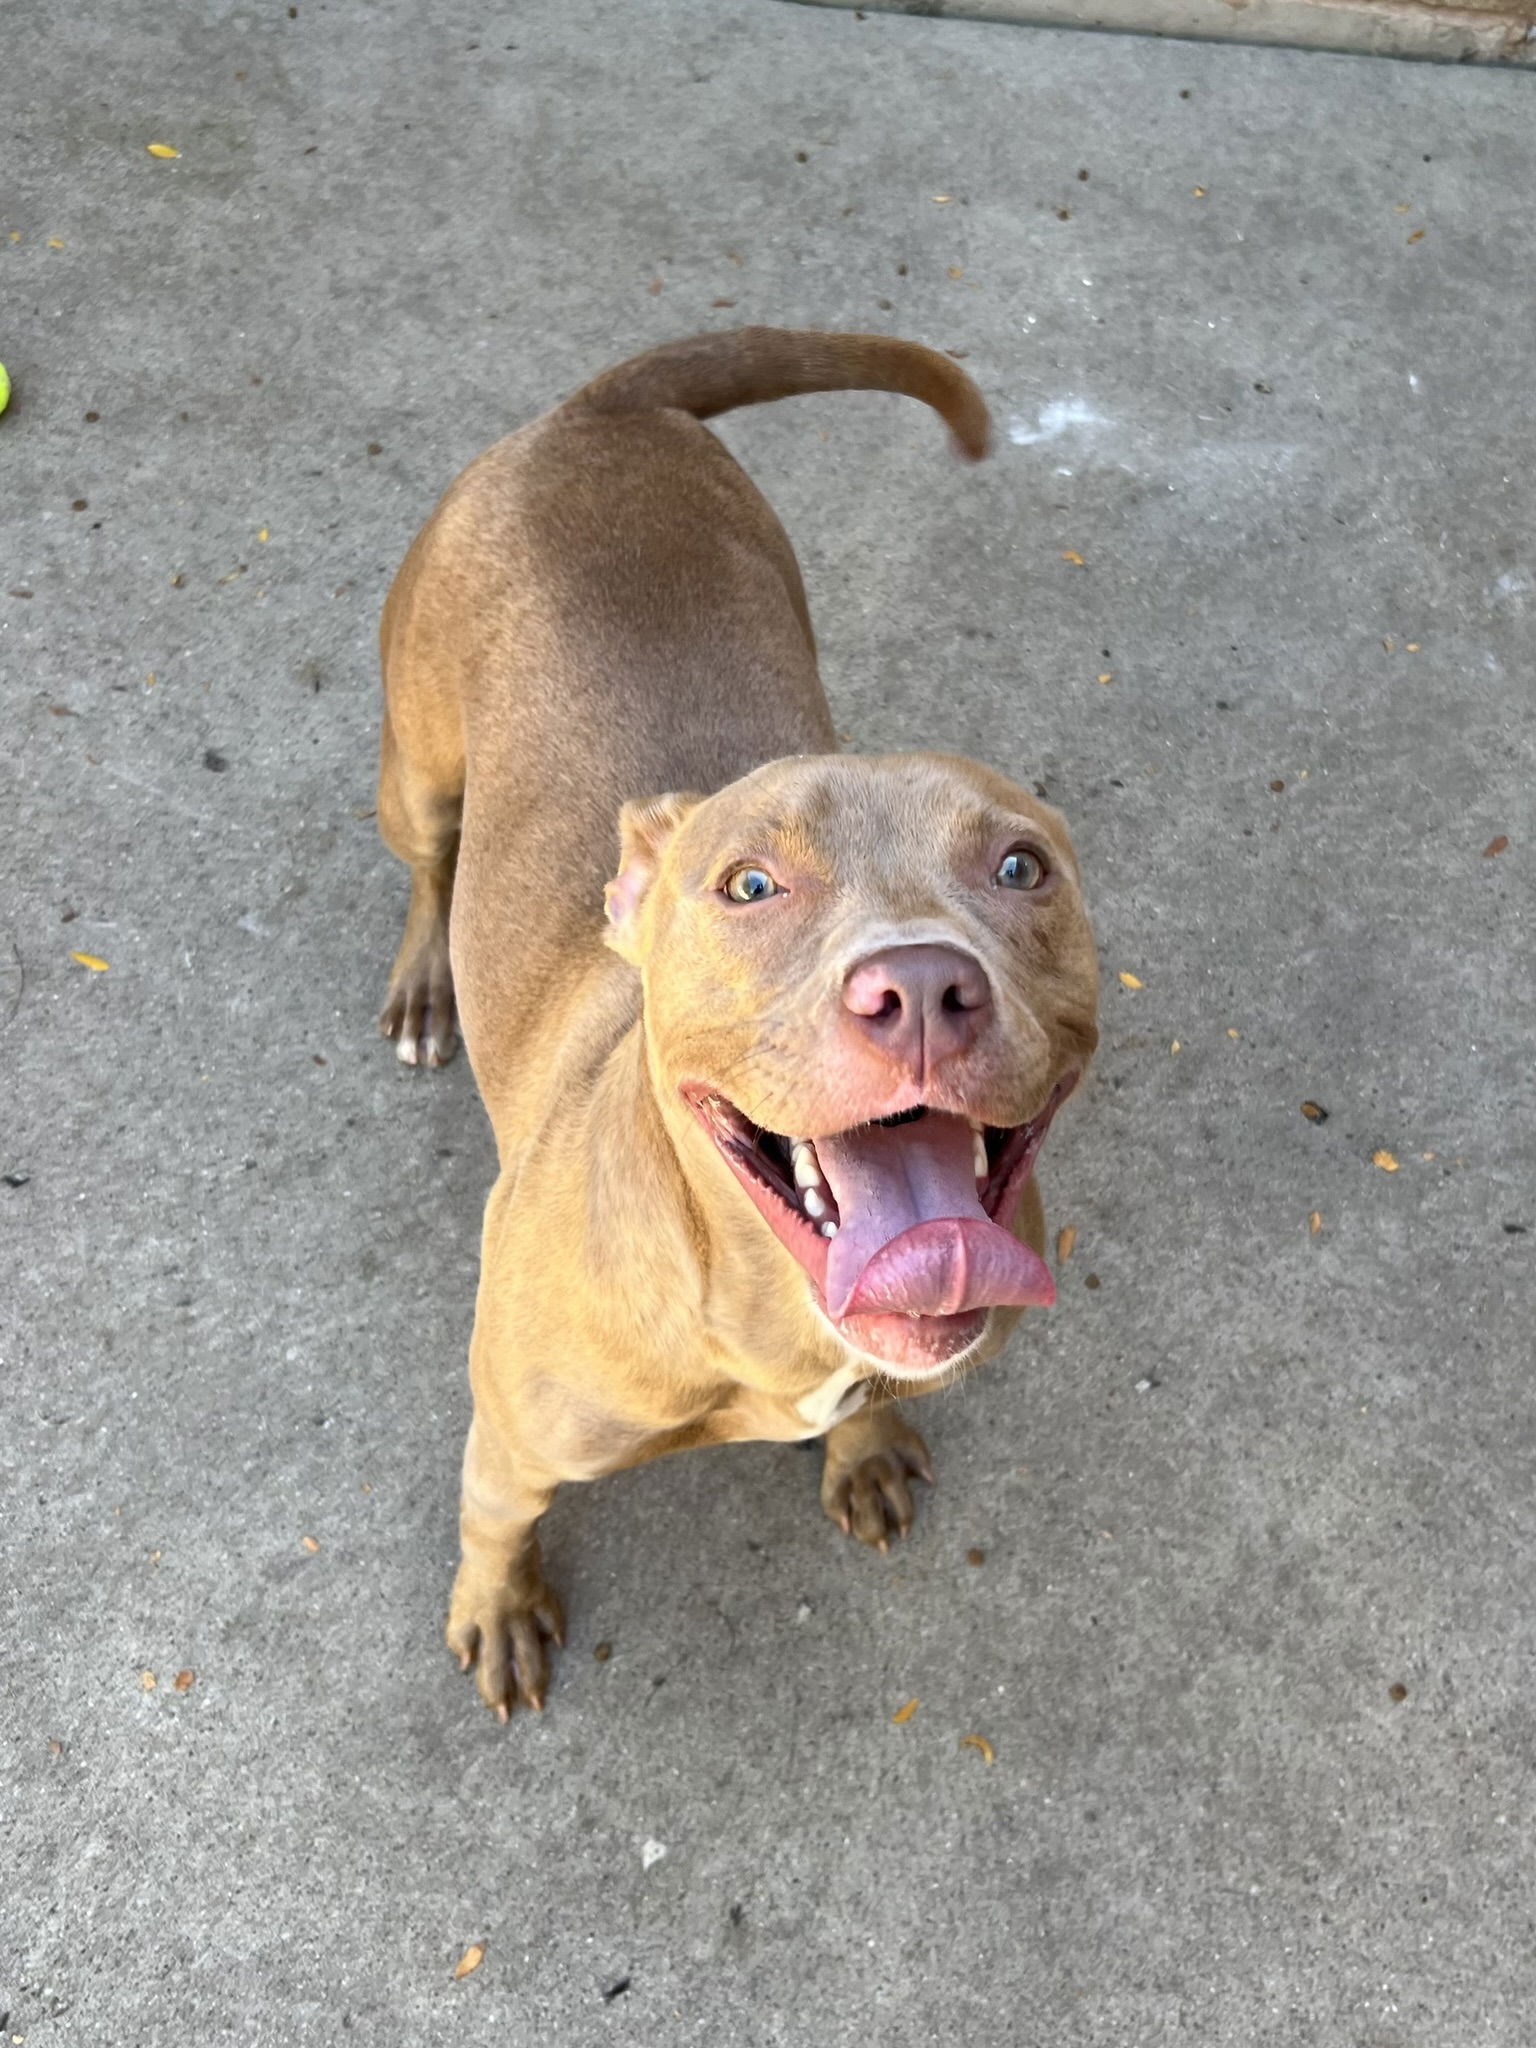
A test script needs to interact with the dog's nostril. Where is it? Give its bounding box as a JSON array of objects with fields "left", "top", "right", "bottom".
[{"left": 873, "top": 989, "right": 902, "bottom": 1020}]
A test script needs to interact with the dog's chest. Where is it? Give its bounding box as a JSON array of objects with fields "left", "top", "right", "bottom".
[{"left": 793, "top": 1362, "right": 869, "bottom": 1437}]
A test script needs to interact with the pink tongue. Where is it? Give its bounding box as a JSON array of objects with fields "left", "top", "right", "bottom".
[{"left": 816, "top": 1113, "right": 1054, "bottom": 1320}]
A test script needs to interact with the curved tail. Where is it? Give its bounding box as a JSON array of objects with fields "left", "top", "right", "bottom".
[{"left": 566, "top": 326, "right": 990, "bottom": 461}]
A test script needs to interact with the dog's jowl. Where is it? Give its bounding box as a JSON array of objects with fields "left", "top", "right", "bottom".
[{"left": 375, "top": 327, "right": 1099, "bottom": 1719}]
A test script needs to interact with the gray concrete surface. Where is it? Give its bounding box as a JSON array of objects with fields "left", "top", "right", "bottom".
[{"left": 2, "top": 2, "right": 1533, "bottom": 2041}]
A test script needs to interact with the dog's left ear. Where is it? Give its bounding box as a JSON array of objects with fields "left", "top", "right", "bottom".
[{"left": 604, "top": 791, "right": 703, "bottom": 963}]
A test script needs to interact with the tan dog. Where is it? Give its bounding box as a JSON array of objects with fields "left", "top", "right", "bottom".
[{"left": 376, "top": 329, "right": 1098, "bottom": 1718}]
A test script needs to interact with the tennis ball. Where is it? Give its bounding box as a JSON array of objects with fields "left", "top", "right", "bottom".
[{"left": 0, "top": 362, "right": 10, "bottom": 416}]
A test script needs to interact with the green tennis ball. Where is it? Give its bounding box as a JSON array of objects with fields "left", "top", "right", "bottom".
[{"left": 0, "top": 363, "right": 10, "bottom": 416}]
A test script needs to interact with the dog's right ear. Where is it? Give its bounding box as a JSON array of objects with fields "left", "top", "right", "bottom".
[{"left": 604, "top": 791, "right": 703, "bottom": 964}]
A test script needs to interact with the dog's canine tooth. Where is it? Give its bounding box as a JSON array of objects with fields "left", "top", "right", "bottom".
[
  {"left": 803, "top": 1187, "right": 828, "bottom": 1220},
  {"left": 973, "top": 1131, "right": 988, "bottom": 1180},
  {"left": 819, "top": 1220, "right": 838, "bottom": 1238},
  {"left": 791, "top": 1142, "right": 823, "bottom": 1191}
]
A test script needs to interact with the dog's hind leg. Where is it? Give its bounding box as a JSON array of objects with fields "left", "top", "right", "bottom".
[{"left": 376, "top": 569, "right": 466, "bottom": 1067}]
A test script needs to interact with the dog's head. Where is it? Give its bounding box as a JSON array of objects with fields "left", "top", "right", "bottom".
[{"left": 606, "top": 754, "right": 1098, "bottom": 1377}]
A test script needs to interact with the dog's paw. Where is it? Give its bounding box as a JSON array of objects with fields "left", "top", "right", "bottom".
[
  {"left": 446, "top": 1567, "right": 566, "bottom": 1720},
  {"left": 820, "top": 1412, "right": 935, "bottom": 1552},
  {"left": 380, "top": 944, "right": 458, "bottom": 1068}
]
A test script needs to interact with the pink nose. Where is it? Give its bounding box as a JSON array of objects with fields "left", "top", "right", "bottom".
[{"left": 841, "top": 945, "right": 992, "bottom": 1072}]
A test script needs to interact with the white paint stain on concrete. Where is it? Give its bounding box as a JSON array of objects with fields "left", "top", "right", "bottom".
[{"left": 1007, "top": 398, "right": 1108, "bottom": 447}]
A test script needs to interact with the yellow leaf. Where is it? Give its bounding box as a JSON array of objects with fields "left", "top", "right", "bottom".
[
  {"left": 891, "top": 1697, "right": 919, "bottom": 1725},
  {"left": 1056, "top": 1225, "right": 1077, "bottom": 1264},
  {"left": 1170, "top": 1039, "right": 1181, "bottom": 1054},
  {"left": 1372, "top": 1150, "right": 1400, "bottom": 1173},
  {"left": 1226, "top": 1027, "right": 1241, "bottom": 1040},
  {"left": 1061, "top": 549, "right": 1085, "bottom": 566},
  {"left": 71, "top": 952, "right": 109, "bottom": 972},
  {"left": 1407, "top": 228, "right": 1425, "bottom": 244},
  {"left": 932, "top": 194, "right": 953, "bottom": 204},
  {"left": 1405, "top": 642, "right": 1420, "bottom": 652},
  {"left": 257, "top": 527, "right": 269, "bottom": 542},
  {"left": 1192, "top": 186, "right": 1206, "bottom": 198},
  {"left": 140, "top": 1670, "right": 157, "bottom": 1691},
  {"left": 453, "top": 1943, "right": 486, "bottom": 1980},
  {"left": 1097, "top": 671, "right": 1113, "bottom": 684},
  {"left": 959, "top": 1733, "right": 995, "bottom": 1765},
  {"left": 301, "top": 1534, "right": 320, "bottom": 1553},
  {"left": 47, "top": 238, "right": 66, "bottom": 249},
  {"left": 947, "top": 265, "right": 963, "bottom": 280},
  {"left": 1309, "top": 1212, "right": 1322, "bottom": 1235},
  {"left": 147, "top": 143, "right": 181, "bottom": 159},
  {"left": 1118, "top": 971, "right": 1142, "bottom": 990}
]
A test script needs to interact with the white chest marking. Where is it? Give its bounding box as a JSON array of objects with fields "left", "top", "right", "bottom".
[{"left": 795, "top": 1362, "right": 869, "bottom": 1437}]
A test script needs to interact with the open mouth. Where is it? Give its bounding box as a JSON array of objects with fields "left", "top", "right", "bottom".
[{"left": 681, "top": 1080, "right": 1072, "bottom": 1374}]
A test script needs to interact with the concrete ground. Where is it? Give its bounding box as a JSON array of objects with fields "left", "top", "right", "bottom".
[{"left": 2, "top": 1, "right": 1532, "bottom": 2041}]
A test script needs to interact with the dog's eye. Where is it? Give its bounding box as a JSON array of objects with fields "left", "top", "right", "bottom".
[
  {"left": 995, "top": 846, "right": 1046, "bottom": 890},
  {"left": 723, "top": 865, "right": 780, "bottom": 904}
]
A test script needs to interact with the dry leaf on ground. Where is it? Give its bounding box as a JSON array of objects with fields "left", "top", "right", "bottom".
[
  {"left": 959, "top": 1734, "right": 995, "bottom": 1765},
  {"left": 453, "top": 1943, "right": 486, "bottom": 1980},
  {"left": 891, "top": 1697, "right": 919, "bottom": 1725},
  {"left": 71, "top": 952, "right": 109, "bottom": 972},
  {"left": 1056, "top": 1225, "right": 1077, "bottom": 1264},
  {"left": 1118, "top": 971, "right": 1142, "bottom": 990},
  {"left": 1482, "top": 836, "right": 1509, "bottom": 858},
  {"left": 1372, "top": 1150, "right": 1400, "bottom": 1173}
]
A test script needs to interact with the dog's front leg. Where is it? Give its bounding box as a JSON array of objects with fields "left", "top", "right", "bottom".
[
  {"left": 446, "top": 1416, "right": 566, "bottom": 1719},
  {"left": 820, "top": 1404, "right": 936, "bottom": 1552}
]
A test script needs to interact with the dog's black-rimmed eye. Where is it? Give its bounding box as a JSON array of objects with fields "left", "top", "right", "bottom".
[
  {"left": 722, "top": 865, "right": 781, "bottom": 904},
  {"left": 995, "top": 845, "right": 1047, "bottom": 890}
]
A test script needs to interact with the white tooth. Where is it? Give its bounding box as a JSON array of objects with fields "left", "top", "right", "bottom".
[
  {"left": 803, "top": 1187, "right": 828, "bottom": 1219},
  {"left": 968, "top": 1116, "right": 984, "bottom": 1133},
  {"left": 974, "top": 1133, "right": 988, "bottom": 1179},
  {"left": 792, "top": 1145, "right": 823, "bottom": 1191},
  {"left": 819, "top": 1220, "right": 838, "bottom": 1238}
]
